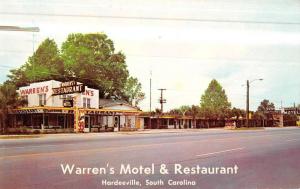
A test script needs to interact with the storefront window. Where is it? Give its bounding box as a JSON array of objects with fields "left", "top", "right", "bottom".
[{"left": 44, "top": 116, "right": 49, "bottom": 126}]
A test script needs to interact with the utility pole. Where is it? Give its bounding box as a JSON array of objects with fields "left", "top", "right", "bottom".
[
  {"left": 246, "top": 80, "right": 249, "bottom": 128},
  {"left": 245, "top": 78, "right": 263, "bottom": 128},
  {"left": 32, "top": 29, "right": 35, "bottom": 81},
  {"left": 150, "top": 71, "right": 152, "bottom": 112},
  {"left": 149, "top": 71, "right": 152, "bottom": 129},
  {"left": 158, "top": 89, "right": 166, "bottom": 113}
]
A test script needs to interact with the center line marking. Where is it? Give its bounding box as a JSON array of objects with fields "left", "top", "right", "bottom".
[{"left": 196, "top": 147, "right": 244, "bottom": 157}]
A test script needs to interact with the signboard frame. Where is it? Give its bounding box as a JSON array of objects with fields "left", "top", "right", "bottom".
[{"left": 52, "top": 81, "right": 85, "bottom": 96}]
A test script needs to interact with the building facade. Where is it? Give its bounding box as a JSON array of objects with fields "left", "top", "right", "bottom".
[
  {"left": 8, "top": 80, "right": 142, "bottom": 133},
  {"left": 18, "top": 80, "right": 99, "bottom": 108}
]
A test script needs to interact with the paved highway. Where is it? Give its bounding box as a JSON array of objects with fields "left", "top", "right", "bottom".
[{"left": 1, "top": 128, "right": 300, "bottom": 189}]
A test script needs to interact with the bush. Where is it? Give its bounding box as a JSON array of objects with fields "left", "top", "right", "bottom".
[
  {"left": 20, "top": 127, "right": 29, "bottom": 134},
  {"left": 33, "top": 130, "right": 41, "bottom": 134}
]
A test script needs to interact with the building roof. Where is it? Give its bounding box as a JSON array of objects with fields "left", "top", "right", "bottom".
[
  {"left": 99, "top": 99, "right": 131, "bottom": 107},
  {"left": 99, "top": 98, "right": 140, "bottom": 111}
]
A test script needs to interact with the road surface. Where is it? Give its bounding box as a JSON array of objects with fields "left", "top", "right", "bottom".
[{"left": 1, "top": 127, "right": 300, "bottom": 189}]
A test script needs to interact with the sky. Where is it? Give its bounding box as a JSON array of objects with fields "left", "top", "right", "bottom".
[{"left": 0, "top": 0, "right": 300, "bottom": 111}]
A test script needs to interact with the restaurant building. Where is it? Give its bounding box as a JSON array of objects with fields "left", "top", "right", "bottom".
[{"left": 8, "top": 80, "right": 142, "bottom": 133}]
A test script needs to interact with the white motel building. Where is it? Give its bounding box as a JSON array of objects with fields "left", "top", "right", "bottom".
[{"left": 8, "top": 80, "right": 143, "bottom": 133}]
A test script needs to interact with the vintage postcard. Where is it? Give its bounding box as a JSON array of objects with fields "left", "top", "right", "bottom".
[{"left": 0, "top": 1, "right": 300, "bottom": 189}]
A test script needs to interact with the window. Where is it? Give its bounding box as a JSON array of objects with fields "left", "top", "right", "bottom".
[
  {"left": 38, "top": 94, "right": 46, "bottom": 106},
  {"left": 87, "top": 98, "right": 91, "bottom": 108},
  {"left": 62, "top": 94, "right": 72, "bottom": 100},
  {"left": 83, "top": 97, "right": 86, "bottom": 108},
  {"left": 83, "top": 97, "right": 91, "bottom": 108},
  {"left": 44, "top": 116, "right": 49, "bottom": 126},
  {"left": 169, "top": 119, "right": 174, "bottom": 125}
]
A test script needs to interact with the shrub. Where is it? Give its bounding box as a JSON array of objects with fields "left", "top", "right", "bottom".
[{"left": 33, "top": 130, "right": 40, "bottom": 134}]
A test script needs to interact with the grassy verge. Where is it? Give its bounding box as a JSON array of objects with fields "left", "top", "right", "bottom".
[
  {"left": 0, "top": 135, "right": 43, "bottom": 139},
  {"left": 229, "top": 127, "right": 265, "bottom": 131}
]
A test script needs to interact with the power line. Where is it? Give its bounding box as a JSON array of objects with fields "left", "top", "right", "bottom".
[
  {"left": 1, "top": 65, "right": 299, "bottom": 92},
  {"left": 149, "top": 70, "right": 152, "bottom": 112},
  {"left": 0, "top": 65, "right": 16, "bottom": 69},
  {"left": 0, "top": 26, "right": 39, "bottom": 32},
  {"left": 1, "top": 12, "right": 300, "bottom": 25},
  {"left": 1, "top": 50, "right": 300, "bottom": 66},
  {"left": 127, "top": 54, "right": 300, "bottom": 64}
]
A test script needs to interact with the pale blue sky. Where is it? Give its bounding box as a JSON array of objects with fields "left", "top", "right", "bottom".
[{"left": 0, "top": 0, "right": 300, "bottom": 111}]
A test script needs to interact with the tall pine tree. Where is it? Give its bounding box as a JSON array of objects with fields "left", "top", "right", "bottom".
[{"left": 200, "top": 79, "right": 231, "bottom": 119}]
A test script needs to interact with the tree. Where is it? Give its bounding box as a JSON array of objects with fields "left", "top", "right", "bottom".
[
  {"left": 200, "top": 79, "right": 231, "bottom": 119},
  {"left": 185, "top": 105, "right": 201, "bottom": 117},
  {"left": 230, "top": 107, "right": 246, "bottom": 119},
  {"left": 7, "top": 33, "right": 145, "bottom": 106},
  {"left": 186, "top": 105, "right": 201, "bottom": 128},
  {"left": 61, "top": 33, "right": 129, "bottom": 98},
  {"left": 169, "top": 108, "right": 182, "bottom": 116},
  {"left": 7, "top": 65, "right": 28, "bottom": 87},
  {"left": 169, "top": 105, "right": 191, "bottom": 116},
  {"left": 178, "top": 105, "right": 190, "bottom": 115},
  {"left": 169, "top": 105, "right": 201, "bottom": 117},
  {"left": 257, "top": 99, "right": 275, "bottom": 112},
  {"left": 123, "top": 77, "right": 145, "bottom": 106},
  {"left": 155, "top": 108, "right": 162, "bottom": 114},
  {"left": 8, "top": 38, "right": 64, "bottom": 86},
  {"left": 0, "top": 83, "right": 26, "bottom": 133},
  {"left": 253, "top": 99, "right": 275, "bottom": 120}
]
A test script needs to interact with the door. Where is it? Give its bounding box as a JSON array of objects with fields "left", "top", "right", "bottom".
[
  {"left": 114, "top": 116, "right": 120, "bottom": 131},
  {"left": 84, "top": 116, "right": 91, "bottom": 132},
  {"left": 58, "top": 115, "right": 65, "bottom": 129}
]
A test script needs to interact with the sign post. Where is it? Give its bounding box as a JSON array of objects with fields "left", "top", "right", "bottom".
[{"left": 52, "top": 81, "right": 85, "bottom": 133}]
